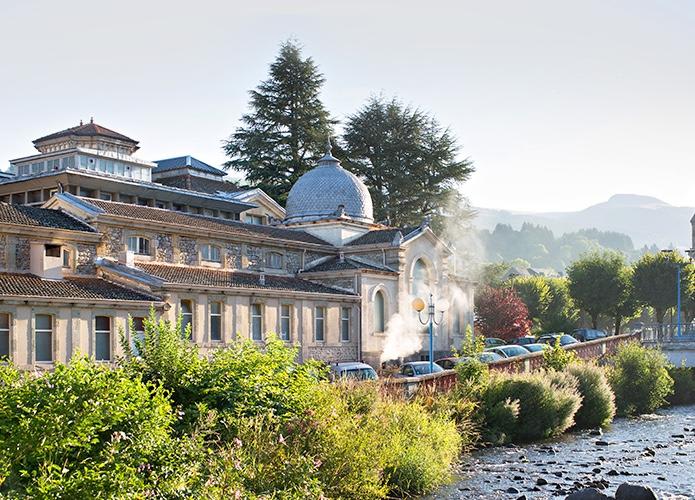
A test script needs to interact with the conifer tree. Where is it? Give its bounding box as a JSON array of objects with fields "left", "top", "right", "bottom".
[{"left": 223, "top": 41, "right": 336, "bottom": 205}]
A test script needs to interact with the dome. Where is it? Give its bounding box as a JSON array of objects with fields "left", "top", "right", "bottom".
[{"left": 284, "top": 145, "right": 374, "bottom": 225}]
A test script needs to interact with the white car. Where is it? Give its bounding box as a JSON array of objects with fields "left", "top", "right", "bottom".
[{"left": 329, "top": 362, "right": 378, "bottom": 381}]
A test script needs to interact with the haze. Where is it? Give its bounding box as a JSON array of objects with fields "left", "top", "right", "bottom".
[{"left": 1, "top": 0, "right": 693, "bottom": 212}]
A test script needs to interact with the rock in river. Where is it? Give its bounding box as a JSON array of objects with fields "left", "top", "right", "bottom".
[
  {"left": 565, "top": 487, "right": 612, "bottom": 500},
  {"left": 615, "top": 483, "right": 657, "bottom": 500}
]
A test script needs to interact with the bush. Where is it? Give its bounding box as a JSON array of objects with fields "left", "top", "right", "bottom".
[
  {"left": 567, "top": 363, "right": 616, "bottom": 429},
  {"left": 607, "top": 342, "right": 674, "bottom": 416},
  {"left": 543, "top": 337, "right": 579, "bottom": 371},
  {"left": 455, "top": 358, "right": 490, "bottom": 397},
  {"left": 667, "top": 365, "right": 695, "bottom": 405},
  {"left": 482, "top": 371, "right": 581, "bottom": 443}
]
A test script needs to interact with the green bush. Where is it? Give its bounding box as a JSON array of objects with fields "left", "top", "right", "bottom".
[
  {"left": 482, "top": 371, "right": 581, "bottom": 443},
  {"left": 567, "top": 363, "right": 616, "bottom": 429},
  {"left": 607, "top": 342, "right": 674, "bottom": 416},
  {"left": 667, "top": 365, "right": 695, "bottom": 405},
  {"left": 543, "top": 337, "right": 579, "bottom": 371},
  {"left": 455, "top": 358, "right": 489, "bottom": 397}
]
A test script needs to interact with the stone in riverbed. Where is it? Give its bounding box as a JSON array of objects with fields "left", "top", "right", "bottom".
[
  {"left": 506, "top": 486, "right": 520, "bottom": 494},
  {"left": 589, "top": 429, "right": 603, "bottom": 436},
  {"left": 537, "top": 477, "right": 549, "bottom": 486},
  {"left": 565, "top": 487, "right": 612, "bottom": 500},
  {"left": 595, "top": 440, "right": 610, "bottom": 446},
  {"left": 615, "top": 483, "right": 657, "bottom": 499}
]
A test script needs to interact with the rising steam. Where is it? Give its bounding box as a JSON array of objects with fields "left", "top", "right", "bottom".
[{"left": 379, "top": 313, "right": 422, "bottom": 364}]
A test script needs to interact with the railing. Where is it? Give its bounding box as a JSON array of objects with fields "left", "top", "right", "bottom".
[
  {"left": 639, "top": 323, "right": 695, "bottom": 344},
  {"left": 381, "top": 332, "right": 640, "bottom": 397}
]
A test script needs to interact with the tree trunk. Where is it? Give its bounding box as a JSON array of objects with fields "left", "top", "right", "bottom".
[
  {"left": 614, "top": 315, "right": 622, "bottom": 336},
  {"left": 591, "top": 313, "right": 599, "bottom": 329}
]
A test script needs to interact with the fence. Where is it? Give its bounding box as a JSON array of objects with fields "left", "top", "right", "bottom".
[
  {"left": 640, "top": 323, "right": 695, "bottom": 344},
  {"left": 381, "top": 332, "right": 640, "bottom": 397}
]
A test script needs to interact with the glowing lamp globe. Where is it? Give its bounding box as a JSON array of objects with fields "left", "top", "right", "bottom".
[{"left": 411, "top": 297, "right": 426, "bottom": 312}]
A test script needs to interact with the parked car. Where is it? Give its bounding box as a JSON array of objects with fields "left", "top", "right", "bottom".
[
  {"left": 435, "top": 357, "right": 469, "bottom": 370},
  {"left": 484, "top": 337, "right": 507, "bottom": 347},
  {"left": 537, "top": 333, "right": 579, "bottom": 346},
  {"left": 485, "top": 345, "right": 530, "bottom": 358},
  {"left": 572, "top": 328, "right": 608, "bottom": 342},
  {"left": 398, "top": 361, "right": 444, "bottom": 377},
  {"left": 329, "top": 362, "right": 378, "bottom": 381},
  {"left": 509, "top": 336, "right": 537, "bottom": 346},
  {"left": 477, "top": 351, "right": 505, "bottom": 363},
  {"left": 523, "top": 343, "right": 550, "bottom": 353}
]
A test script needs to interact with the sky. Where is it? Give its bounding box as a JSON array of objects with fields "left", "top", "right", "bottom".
[{"left": 1, "top": 0, "right": 694, "bottom": 213}]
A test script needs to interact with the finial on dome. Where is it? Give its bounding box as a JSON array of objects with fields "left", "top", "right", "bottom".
[
  {"left": 79, "top": 119, "right": 83, "bottom": 126},
  {"left": 326, "top": 135, "right": 332, "bottom": 155},
  {"left": 90, "top": 117, "right": 94, "bottom": 124}
]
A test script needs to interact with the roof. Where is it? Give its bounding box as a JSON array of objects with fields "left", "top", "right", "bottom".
[
  {"left": 78, "top": 197, "right": 329, "bottom": 245},
  {"left": 154, "top": 156, "right": 227, "bottom": 177},
  {"left": 0, "top": 203, "right": 95, "bottom": 233},
  {"left": 0, "top": 273, "right": 159, "bottom": 302},
  {"left": 134, "top": 262, "right": 356, "bottom": 296},
  {"left": 345, "top": 227, "right": 419, "bottom": 246},
  {"left": 154, "top": 174, "right": 240, "bottom": 194},
  {"left": 304, "top": 256, "right": 396, "bottom": 273},
  {"left": 34, "top": 122, "right": 138, "bottom": 144}
]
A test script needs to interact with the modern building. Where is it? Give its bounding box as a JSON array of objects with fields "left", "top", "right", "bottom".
[{"left": 0, "top": 122, "right": 474, "bottom": 370}]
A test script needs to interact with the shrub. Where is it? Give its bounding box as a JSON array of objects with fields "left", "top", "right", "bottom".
[
  {"left": 607, "top": 342, "right": 674, "bottom": 416},
  {"left": 543, "top": 337, "right": 579, "bottom": 371},
  {"left": 455, "top": 358, "right": 490, "bottom": 397},
  {"left": 667, "top": 365, "right": 695, "bottom": 405},
  {"left": 567, "top": 363, "right": 616, "bottom": 429},
  {"left": 482, "top": 371, "right": 581, "bottom": 443}
]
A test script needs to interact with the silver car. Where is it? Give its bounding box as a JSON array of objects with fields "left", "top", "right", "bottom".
[{"left": 329, "top": 362, "right": 378, "bottom": 381}]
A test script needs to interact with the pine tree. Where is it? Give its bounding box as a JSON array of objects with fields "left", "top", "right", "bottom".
[
  {"left": 223, "top": 41, "right": 336, "bottom": 205},
  {"left": 341, "top": 96, "right": 474, "bottom": 228}
]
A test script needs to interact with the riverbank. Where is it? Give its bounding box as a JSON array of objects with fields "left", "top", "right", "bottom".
[{"left": 430, "top": 405, "right": 695, "bottom": 499}]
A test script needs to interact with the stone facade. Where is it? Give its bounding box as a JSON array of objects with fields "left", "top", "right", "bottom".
[
  {"left": 15, "top": 238, "right": 30, "bottom": 271},
  {"left": 224, "top": 243, "right": 242, "bottom": 269},
  {"left": 0, "top": 234, "right": 6, "bottom": 270},
  {"left": 286, "top": 250, "right": 302, "bottom": 273},
  {"left": 155, "top": 234, "right": 173, "bottom": 262},
  {"left": 102, "top": 227, "right": 123, "bottom": 257},
  {"left": 306, "top": 345, "right": 359, "bottom": 363},
  {"left": 246, "top": 245, "right": 263, "bottom": 270},
  {"left": 177, "top": 237, "right": 197, "bottom": 265},
  {"left": 76, "top": 244, "right": 97, "bottom": 274}
]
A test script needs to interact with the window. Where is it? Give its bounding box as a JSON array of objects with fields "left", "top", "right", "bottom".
[
  {"left": 131, "top": 316, "right": 145, "bottom": 355},
  {"left": 209, "top": 302, "right": 222, "bottom": 342},
  {"left": 95, "top": 316, "right": 111, "bottom": 361},
  {"left": 0, "top": 313, "right": 9, "bottom": 359},
  {"left": 155, "top": 201, "right": 167, "bottom": 209},
  {"left": 35, "top": 314, "right": 53, "bottom": 362},
  {"left": 411, "top": 259, "right": 429, "bottom": 296},
  {"left": 46, "top": 159, "right": 60, "bottom": 171},
  {"left": 280, "top": 305, "right": 291, "bottom": 341},
  {"left": 201, "top": 244, "right": 221, "bottom": 263},
  {"left": 247, "top": 214, "right": 264, "bottom": 225},
  {"left": 62, "top": 248, "right": 72, "bottom": 269},
  {"left": 265, "top": 252, "right": 283, "bottom": 269},
  {"left": 180, "top": 300, "right": 193, "bottom": 339},
  {"left": 374, "top": 291, "right": 385, "bottom": 333},
  {"left": 45, "top": 244, "right": 61, "bottom": 257},
  {"left": 251, "top": 304, "right": 262, "bottom": 341},
  {"left": 127, "top": 236, "right": 151, "bottom": 255},
  {"left": 314, "top": 307, "right": 325, "bottom": 341},
  {"left": 62, "top": 156, "right": 75, "bottom": 169},
  {"left": 341, "top": 307, "right": 351, "bottom": 342},
  {"left": 99, "top": 192, "right": 113, "bottom": 201}
]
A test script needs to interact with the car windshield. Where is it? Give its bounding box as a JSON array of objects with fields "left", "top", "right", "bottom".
[
  {"left": 524, "top": 344, "right": 546, "bottom": 352},
  {"left": 413, "top": 363, "right": 443, "bottom": 375},
  {"left": 343, "top": 368, "right": 377, "bottom": 380},
  {"left": 561, "top": 335, "right": 578, "bottom": 344},
  {"left": 478, "top": 352, "right": 502, "bottom": 362},
  {"left": 502, "top": 346, "right": 529, "bottom": 356}
]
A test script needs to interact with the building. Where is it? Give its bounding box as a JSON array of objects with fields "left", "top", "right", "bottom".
[{"left": 0, "top": 122, "right": 474, "bottom": 370}]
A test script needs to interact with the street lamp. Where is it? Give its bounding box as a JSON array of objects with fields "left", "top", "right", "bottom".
[
  {"left": 661, "top": 249, "right": 684, "bottom": 338},
  {"left": 412, "top": 293, "right": 450, "bottom": 373}
]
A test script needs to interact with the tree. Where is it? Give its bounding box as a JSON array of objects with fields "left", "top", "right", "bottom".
[
  {"left": 507, "top": 276, "right": 551, "bottom": 330},
  {"left": 632, "top": 251, "right": 695, "bottom": 325},
  {"left": 567, "top": 251, "right": 631, "bottom": 330},
  {"left": 341, "top": 96, "right": 474, "bottom": 228},
  {"left": 474, "top": 286, "right": 532, "bottom": 341},
  {"left": 223, "top": 40, "right": 336, "bottom": 205},
  {"left": 542, "top": 278, "right": 580, "bottom": 333}
]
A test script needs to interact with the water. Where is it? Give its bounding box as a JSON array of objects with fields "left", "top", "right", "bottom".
[{"left": 431, "top": 405, "right": 695, "bottom": 499}]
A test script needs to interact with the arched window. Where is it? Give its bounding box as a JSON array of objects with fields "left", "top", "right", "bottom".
[
  {"left": 374, "top": 291, "right": 385, "bottom": 333},
  {"left": 411, "top": 259, "right": 429, "bottom": 296}
]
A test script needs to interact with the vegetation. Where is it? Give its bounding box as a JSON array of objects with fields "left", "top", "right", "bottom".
[
  {"left": 607, "top": 342, "right": 674, "bottom": 416},
  {"left": 667, "top": 365, "right": 695, "bottom": 405},
  {"left": 542, "top": 337, "right": 579, "bottom": 371},
  {"left": 566, "top": 363, "right": 616, "bottom": 429},
  {"left": 474, "top": 286, "right": 532, "bottom": 341}
]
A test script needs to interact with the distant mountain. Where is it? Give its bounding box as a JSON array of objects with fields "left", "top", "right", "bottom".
[{"left": 475, "top": 194, "right": 694, "bottom": 250}]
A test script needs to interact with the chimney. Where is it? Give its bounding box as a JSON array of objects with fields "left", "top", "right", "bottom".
[
  {"left": 259, "top": 272, "right": 266, "bottom": 286},
  {"left": 30, "top": 242, "right": 63, "bottom": 280},
  {"left": 118, "top": 249, "right": 135, "bottom": 268},
  {"left": 338, "top": 251, "right": 345, "bottom": 263}
]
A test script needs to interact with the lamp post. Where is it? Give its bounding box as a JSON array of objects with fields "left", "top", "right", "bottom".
[
  {"left": 412, "top": 293, "right": 449, "bottom": 373},
  {"left": 661, "top": 249, "right": 684, "bottom": 338}
]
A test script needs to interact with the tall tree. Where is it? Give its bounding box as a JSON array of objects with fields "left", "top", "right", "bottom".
[
  {"left": 632, "top": 251, "right": 695, "bottom": 325},
  {"left": 567, "top": 251, "right": 631, "bottom": 329},
  {"left": 542, "top": 278, "right": 580, "bottom": 333},
  {"left": 341, "top": 96, "right": 474, "bottom": 228},
  {"left": 223, "top": 41, "right": 336, "bottom": 205},
  {"left": 507, "top": 276, "right": 551, "bottom": 329},
  {"left": 474, "top": 286, "right": 532, "bottom": 341}
]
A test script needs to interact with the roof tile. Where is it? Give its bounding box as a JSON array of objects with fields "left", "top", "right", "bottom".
[
  {"left": 304, "top": 256, "right": 396, "bottom": 273},
  {"left": 0, "top": 203, "right": 95, "bottom": 233},
  {"left": 34, "top": 122, "right": 137, "bottom": 144}
]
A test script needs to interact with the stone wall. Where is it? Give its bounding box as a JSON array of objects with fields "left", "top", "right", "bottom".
[
  {"left": 286, "top": 251, "right": 302, "bottom": 273},
  {"left": 76, "top": 244, "right": 97, "bottom": 274},
  {"left": 15, "top": 238, "right": 30, "bottom": 271},
  {"left": 0, "top": 234, "right": 7, "bottom": 270},
  {"left": 177, "top": 237, "right": 197, "bottom": 265},
  {"left": 102, "top": 227, "right": 123, "bottom": 257},
  {"left": 224, "top": 243, "right": 242, "bottom": 269},
  {"left": 305, "top": 251, "right": 325, "bottom": 268},
  {"left": 246, "top": 245, "right": 263, "bottom": 270},
  {"left": 307, "top": 345, "right": 359, "bottom": 363},
  {"left": 155, "top": 234, "right": 173, "bottom": 262}
]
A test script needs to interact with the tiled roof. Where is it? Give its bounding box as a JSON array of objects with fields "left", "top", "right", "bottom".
[
  {"left": 304, "top": 256, "right": 396, "bottom": 273},
  {"left": 34, "top": 122, "right": 137, "bottom": 144},
  {"left": 154, "top": 174, "right": 241, "bottom": 194},
  {"left": 154, "top": 156, "right": 227, "bottom": 176},
  {"left": 0, "top": 273, "right": 159, "bottom": 301},
  {"left": 345, "top": 227, "right": 419, "bottom": 246},
  {"left": 0, "top": 203, "right": 95, "bottom": 232},
  {"left": 135, "top": 263, "right": 355, "bottom": 296},
  {"left": 80, "top": 198, "right": 330, "bottom": 245}
]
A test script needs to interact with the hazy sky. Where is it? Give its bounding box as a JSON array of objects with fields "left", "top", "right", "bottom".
[{"left": 1, "top": 0, "right": 693, "bottom": 212}]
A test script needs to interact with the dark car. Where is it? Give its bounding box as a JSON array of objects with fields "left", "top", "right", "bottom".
[
  {"left": 537, "top": 333, "right": 579, "bottom": 346},
  {"left": 485, "top": 345, "right": 530, "bottom": 358},
  {"left": 398, "top": 361, "right": 444, "bottom": 377},
  {"left": 523, "top": 343, "right": 550, "bottom": 353},
  {"left": 509, "top": 336, "right": 537, "bottom": 346},
  {"left": 484, "top": 337, "right": 507, "bottom": 347},
  {"left": 436, "top": 352, "right": 505, "bottom": 369},
  {"left": 572, "top": 328, "right": 608, "bottom": 342}
]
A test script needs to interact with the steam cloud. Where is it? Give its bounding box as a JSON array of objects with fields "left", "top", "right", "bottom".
[{"left": 379, "top": 313, "right": 422, "bottom": 364}]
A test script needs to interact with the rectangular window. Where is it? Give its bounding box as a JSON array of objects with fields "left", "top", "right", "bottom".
[
  {"left": 131, "top": 316, "right": 145, "bottom": 355},
  {"left": 180, "top": 300, "right": 193, "bottom": 339},
  {"left": 127, "top": 236, "right": 151, "bottom": 255},
  {"left": 265, "top": 252, "right": 283, "bottom": 269},
  {"left": 247, "top": 214, "right": 264, "bottom": 225},
  {"left": 99, "top": 192, "right": 113, "bottom": 201},
  {"left": 201, "top": 244, "right": 221, "bottom": 262},
  {"left": 0, "top": 313, "right": 9, "bottom": 359},
  {"left": 62, "top": 248, "right": 71, "bottom": 268},
  {"left": 251, "top": 304, "right": 262, "bottom": 341},
  {"left": 95, "top": 316, "right": 111, "bottom": 361},
  {"left": 35, "top": 314, "right": 53, "bottom": 362},
  {"left": 62, "top": 156, "right": 75, "bottom": 169},
  {"left": 341, "top": 307, "right": 351, "bottom": 342},
  {"left": 280, "top": 305, "right": 291, "bottom": 341},
  {"left": 314, "top": 307, "right": 325, "bottom": 342},
  {"left": 45, "top": 244, "right": 61, "bottom": 257},
  {"left": 210, "top": 302, "right": 222, "bottom": 342}
]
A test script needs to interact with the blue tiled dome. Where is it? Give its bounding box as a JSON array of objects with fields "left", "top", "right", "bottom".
[{"left": 284, "top": 149, "right": 374, "bottom": 225}]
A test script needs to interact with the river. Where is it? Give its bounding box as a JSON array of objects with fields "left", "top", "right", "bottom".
[{"left": 431, "top": 405, "right": 695, "bottom": 499}]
